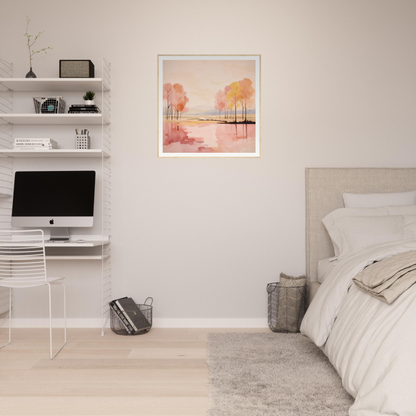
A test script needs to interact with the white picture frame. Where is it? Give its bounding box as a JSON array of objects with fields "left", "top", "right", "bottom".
[{"left": 158, "top": 55, "right": 261, "bottom": 158}]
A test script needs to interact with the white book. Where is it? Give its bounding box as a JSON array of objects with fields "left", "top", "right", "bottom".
[
  {"left": 15, "top": 138, "right": 52, "bottom": 141},
  {"left": 14, "top": 142, "right": 58, "bottom": 147},
  {"left": 14, "top": 147, "right": 57, "bottom": 150},
  {"left": 13, "top": 145, "right": 56, "bottom": 150},
  {"left": 15, "top": 142, "right": 49, "bottom": 145},
  {"left": 14, "top": 138, "right": 58, "bottom": 146},
  {"left": 14, "top": 147, "right": 54, "bottom": 151}
]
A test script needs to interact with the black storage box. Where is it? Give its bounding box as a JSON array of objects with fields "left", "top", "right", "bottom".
[{"left": 59, "top": 60, "right": 95, "bottom": 78}]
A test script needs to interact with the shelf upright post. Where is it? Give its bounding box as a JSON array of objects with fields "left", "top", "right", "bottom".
[
  {"left": 0, "top": 58, "right": 14, "bottom": 315},
  {"left": 101, "top": 58, "right": 112, "bottom": 335}
]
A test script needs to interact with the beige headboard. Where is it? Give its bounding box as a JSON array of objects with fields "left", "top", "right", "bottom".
[{"left": 306, "top": 167, "right": 416, "bottom": 283}]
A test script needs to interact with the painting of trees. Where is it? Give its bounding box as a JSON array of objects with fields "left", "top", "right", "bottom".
[
  {"left": 239, "top": 78, "right": 255, "bottom": 122},
  {"left": 226, "top": 82, "right": 242, "bottom": 123},
  {"left": 159, "top": 55, "right": 260, "bottom": 157},
  {"left": 163, "top": 83, "right": 173, "bottom": 119},
  {"left": 163, "top": 82, "right": 189, "bottom": 120},
  {"left": 212, "top": 79, "right": 255, "bottom": 123},
  {"left": 214, "top": 89, "right": 226, "bottom": 118}
]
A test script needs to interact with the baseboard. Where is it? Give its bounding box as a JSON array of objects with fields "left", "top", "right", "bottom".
[{"left": 0, "top": 318, "right": 268, "bottom": 328}]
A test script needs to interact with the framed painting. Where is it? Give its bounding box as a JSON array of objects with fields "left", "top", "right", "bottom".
[{"left": 158, "top": 55, "right": 260, "bottom": 157}]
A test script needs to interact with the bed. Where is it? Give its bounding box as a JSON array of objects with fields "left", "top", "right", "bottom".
[{"left": 301, "top": 168, "right": 416, "bottom": 416}]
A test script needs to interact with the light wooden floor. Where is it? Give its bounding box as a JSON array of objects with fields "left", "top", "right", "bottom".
[{"left": 0, "top": 327, "right": 268, "bottom": 416}]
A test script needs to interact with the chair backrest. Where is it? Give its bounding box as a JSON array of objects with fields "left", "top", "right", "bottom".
[{"left": 0, "top": 229, "right": 47, "bottom": 286}]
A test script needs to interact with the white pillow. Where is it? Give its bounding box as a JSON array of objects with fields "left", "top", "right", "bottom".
[
  {"left": 343, "top": 190, "right": 416, "bottom": 208},
  {"left": 324, "top": 215, "right": 416, "bottom": 258},
  {"left": 322, "top": 205, "right": 416, "bottom": 256}
]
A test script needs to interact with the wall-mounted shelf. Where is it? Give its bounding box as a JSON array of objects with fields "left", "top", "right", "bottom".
[
  {"left": 46, "top": 254, "right": 110, "bottom": 261},
  {"left": 0, "top": 58, "right": 112, "bottom": 335},
  {"left": 44, "top": 240, "right": 110, "bottom": 248},
  {"left": 1, "top": 240, "right": 110, "bottom": 248},
  {"left": 0, "top": 78, "right": 109, "bottom": 92},
  {"left": 0, "top": 149, "right": 110, "bottom": 158},
  {"left": 0, "top": 114, "right": 104, "bottom": 125}
]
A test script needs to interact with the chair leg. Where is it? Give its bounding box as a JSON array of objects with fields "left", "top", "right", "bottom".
[
  {"left": 47, "top": 283, "right": 67, "bottom": 360},
  {"left": 0, "top": 288, "right": 12, "bottom": 349}
]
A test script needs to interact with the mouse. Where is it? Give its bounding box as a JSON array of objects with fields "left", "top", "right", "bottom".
[{"left": 77, "top": 239, "right": 85, "bottom": 243}]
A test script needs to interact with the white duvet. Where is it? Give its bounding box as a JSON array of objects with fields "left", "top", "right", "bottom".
[{"left": 301, "top": 239, "right": 416, "bottom": 416}]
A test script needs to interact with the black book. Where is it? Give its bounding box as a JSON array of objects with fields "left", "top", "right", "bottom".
[
  {"left": 115, "top": 297, "right": 151, "bottom": 334},
  {"left": 69, "top": 107, "right": 101, "bottom": 113},
  {"left": 109, "top": 297, "right": 134, "bottom": 334},
  {"left": 109, "top": 299, "right": 134, "bottom": 334},
  {"left": 68, "top": 110, "right": 101, "bottom": 113}
]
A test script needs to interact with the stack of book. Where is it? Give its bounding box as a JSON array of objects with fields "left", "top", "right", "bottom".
[
  {"left": 110, "top": 297, "right": 151, "bottom": 335},
  {"left": 68, "top": 104, "right": 101, "bottom": 114},
  {"left": 14, "top": 138, "right": 59, "bottom": 150}
]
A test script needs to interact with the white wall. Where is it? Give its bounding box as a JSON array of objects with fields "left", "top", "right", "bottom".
[{"left": 1, "top": 0, "right": 416, "bottom": 326}]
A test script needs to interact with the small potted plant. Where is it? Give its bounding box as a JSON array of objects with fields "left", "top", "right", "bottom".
[{"left": 83, "top": 91, "right": 95, "bottom": 105}]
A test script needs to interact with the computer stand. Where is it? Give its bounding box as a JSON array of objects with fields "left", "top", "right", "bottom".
[{"left": 50, "top": 228, "right": 70, "bottom": 241}]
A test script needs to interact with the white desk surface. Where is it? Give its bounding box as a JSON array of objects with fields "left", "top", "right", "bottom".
[{"left": 44, "top": 240, "right": 109, "bottom": 247}]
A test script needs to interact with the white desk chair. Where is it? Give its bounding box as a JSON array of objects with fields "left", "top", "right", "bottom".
[{"left": 0, "top": 229, "right": 66, "bottom": 359}]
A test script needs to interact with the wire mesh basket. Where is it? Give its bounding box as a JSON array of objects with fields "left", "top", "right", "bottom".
[
  {"left": 110, "top": 297, "right": 153, "bottom": 336},
  {"left": 33, "top": 96, "right": 66, "bottom": 114},
  {"left": 267, "top": 282, "right": 307, "bottom": 333}
]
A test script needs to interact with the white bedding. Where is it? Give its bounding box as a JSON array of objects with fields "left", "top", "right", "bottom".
[
  {"left": 301, "top": 239, "right": 416, "bottom": 415},
  {"left": 317, "top": 257, "right": 336, "bottom": 283}
]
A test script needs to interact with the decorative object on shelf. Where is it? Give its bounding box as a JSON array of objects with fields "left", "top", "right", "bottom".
[
  {"left": 75, "top": 129, "right": 90, "bottom": 149},
  {"left": 59, "top": 60, "right": 95, "bottom": 78},
  {"left": 33, "top": 96, "right": 66, "bottom": 114},
  {"left": 83, "top": 91, "right": 95, "bottom": 105},
  {"left": 158, "top": 55, "right": 261, "bottom": 158},
  {"left": 14, "top": 138, "right": 58, "bottom": 150},
  {"left": 23, "top": 16, "right": 52, "bottom": 78}
]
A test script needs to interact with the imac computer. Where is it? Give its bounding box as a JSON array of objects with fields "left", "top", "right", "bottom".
[{"left": 12, "top": 171, "right": 96, "bottom": 241}]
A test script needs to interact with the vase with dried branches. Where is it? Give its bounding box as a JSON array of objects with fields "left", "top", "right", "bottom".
[{"left": 23, "top": 16, "right": 52, "bottom": 78}]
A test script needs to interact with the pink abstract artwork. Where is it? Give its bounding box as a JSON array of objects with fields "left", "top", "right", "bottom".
[{"left": 158, "top": 56, "right": 260, "bottom": 157}]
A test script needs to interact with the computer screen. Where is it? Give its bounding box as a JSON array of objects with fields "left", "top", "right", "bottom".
[{"left": 12, "top": 171, "right": 96, "bottom": 230}]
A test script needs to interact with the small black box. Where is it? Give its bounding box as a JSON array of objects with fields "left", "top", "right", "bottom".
[{"left": 59, "top": 60, "right": 95, "bottom": 78}]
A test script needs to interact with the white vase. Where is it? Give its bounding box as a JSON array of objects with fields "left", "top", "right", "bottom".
[{"left": 84, "top": 100, "right": 94, "bottom": 105}]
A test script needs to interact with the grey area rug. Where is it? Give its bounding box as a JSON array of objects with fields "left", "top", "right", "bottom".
[{"left": 207, "top": 333, "right": 354, "bottom": 416}]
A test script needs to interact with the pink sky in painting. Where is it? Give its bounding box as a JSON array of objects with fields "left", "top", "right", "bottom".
[{"left": 163, "top": 60, "right": 256, "bottom": 112}]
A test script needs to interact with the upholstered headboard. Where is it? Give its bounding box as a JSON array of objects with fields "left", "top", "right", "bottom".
[{"left": 305, "top": 168, "right": 416, "bottom": 283}]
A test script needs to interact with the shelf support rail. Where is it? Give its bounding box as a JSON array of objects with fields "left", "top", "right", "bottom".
[
  {"left": 101, "top": 58, "right": 112, "bottom": 335},
  {"left": 0, "top": 59, "right": 13, "bottom": 116},
  {"left": 0, "top": 58, "right": 13, "bottom": 322}
]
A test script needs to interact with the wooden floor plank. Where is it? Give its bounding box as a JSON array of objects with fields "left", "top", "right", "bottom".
[
  {"left": 0, "top": 380, "right": 208, "bottom": 397},
  {"left": 0, "top": 397, "right": 209, "bottom": 416},
  {"left": 0, "top": 328, "right": 264, "bottom": 416},
  {"left": 0, "top": 368, "right": 208, "bottom": 383},
  {"left": 0, "top": 359, "right": 39, "bottom": 370},
  {"left": 31, "top": 358, "right": 207, "bottom": 370},
  {"left": 128, "top": 347, "right": 207, "bottom": 360}
]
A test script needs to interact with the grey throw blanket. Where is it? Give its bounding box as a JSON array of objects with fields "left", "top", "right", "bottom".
[
  {"left": 353, "top": 250, "right": 416, "bottom": 304},
  {"left": 276, "top": 273, "right": 307, "bottom": 332}
]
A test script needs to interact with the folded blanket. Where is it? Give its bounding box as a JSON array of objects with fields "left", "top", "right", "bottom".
[
  {"left": 353, "top": 250, "right": 416, "bottom": 304},
  {"left": 276, "top": 273, "right": 307, "bottom": 332}
]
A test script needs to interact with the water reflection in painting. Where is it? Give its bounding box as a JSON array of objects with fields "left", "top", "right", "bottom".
[{"left": 163, "top": 122, "right": 255, "bottom": 153}]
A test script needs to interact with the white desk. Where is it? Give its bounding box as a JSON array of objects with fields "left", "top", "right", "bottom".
[{"left": 43, "top": 240, "right": 110, "bottom": 260}]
